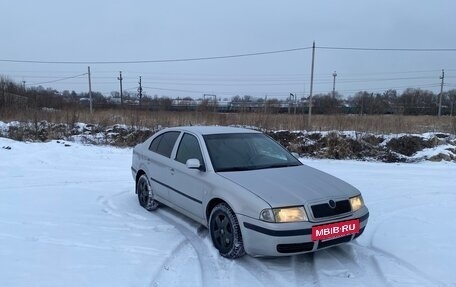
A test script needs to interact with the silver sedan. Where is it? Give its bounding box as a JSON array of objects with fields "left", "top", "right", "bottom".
[{"left": 131, "top": 126, "right": 369, "bottom": 258}]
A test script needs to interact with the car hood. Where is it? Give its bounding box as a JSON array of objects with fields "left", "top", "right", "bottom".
[{"left": 218, "top": 164, "right": 360, "bottom": 207}]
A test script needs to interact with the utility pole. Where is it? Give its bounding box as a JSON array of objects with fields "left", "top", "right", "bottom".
[
  {"left": 290, "top": 93, "right": 297, "bottom": 114},
  {"left": 288, "top": 94, "right": 291, "bottom": 114},
  {"left": 450, "top": 93, "right": 454, "bottom": 117},
  {"left": 88, "top": 66, "right": 93, "bottom": 114},
  {"left": 332, "top": 71, "right": 337, "bottom": 98},
  {"left": 118, "top": 71, "right": 123, "bottom": 106},
  {"left": 1, "top": 82, "right": 5, "bottom": 112},
  {"left": 308, "top": 41, "right": 315, "bottom": 127},
  {"left": 138, "top": 76, "right": 143, "bottom": 107},
  {"left": 294, "top": 93, "right": 297, "bottom": 114},
  {"left": 21, "top": 80, "right": 26, "bottom": 98},
  {"left": 438, "top": 69, "right": 444, "bottom": 117},
  {"left": 264, "top": 95, "right": 267, "bottom": 114},
  {"left": 301, "top": 83, "right": 306, "bottom": 114}
]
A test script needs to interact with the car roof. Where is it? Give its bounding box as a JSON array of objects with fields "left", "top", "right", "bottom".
[{"left": 164, "top": 126, "right": 261, "bottom": 135}]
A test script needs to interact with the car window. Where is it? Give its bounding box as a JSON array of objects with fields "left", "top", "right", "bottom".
[
  {"left": 149, "top": 134, "right": 162, "bottom": 152},
  {"left": 149, "top": 131, "right": 180, "bottom": 158},
  {"left": 204, "top": 133, "right": 301, "bottom": 172},
  {"left": 175, "top": 133, "right": 204, "bottom": 165}
]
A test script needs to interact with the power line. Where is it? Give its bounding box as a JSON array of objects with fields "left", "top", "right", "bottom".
[
  {"left": 0, "top": 47, "right": 312, "bottom": 65},
  {"left": 3, "top": 68, "right": 454, "bottom": 80},
  {"left": 3, "top": 45, "right": 456, "bottom": 65},
  {"left": 314, "top": 84, "right": 441, "bottom": 94},
  {"left": 318, "top": 46, "right": 456, "bottom": 52},
  {"left": 5, "top": 72, "right": 451, "bottom": 99},
  {"left": 26, "top": 73, "right": 87, "bottom": 86},
  {"left": 141, "top": 81, "right": 304, "bottom": 87},
  {"left": 143, "top": 86, "right": 223, "bottom": 95},
  {"left": 11, "top": 73, "right": 454, "bottom": 85},
  {"left": 335, "top": 75, "right": 445, "bottom": 83}
]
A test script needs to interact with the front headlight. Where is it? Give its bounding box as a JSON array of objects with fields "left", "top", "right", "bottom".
[
  {"left": 350, "top": 195, "right": 364, "bottom": 212},
  {"left": 260, "top": 206, "right": 308, "bottom": 223}
]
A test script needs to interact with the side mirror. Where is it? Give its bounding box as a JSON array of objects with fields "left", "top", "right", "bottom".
[
  {"left": 291, "top": 152, "right": 300, "bottom": 159},
  {"left": 186, "top": 158, "right": 202, "bottom": 170}
]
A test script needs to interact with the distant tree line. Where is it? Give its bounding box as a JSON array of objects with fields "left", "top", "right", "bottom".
[
  {"left": 311, "top": 89, "right": 455, "bottom": 115},
  {"left": 1, "top": 75, "right": 455, "bottom": 116}
]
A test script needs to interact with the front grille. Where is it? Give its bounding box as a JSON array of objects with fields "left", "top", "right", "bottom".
[
  {"left": 311, "top": 200, "right": 351, "bottom": 218},
  {"left": 317, "top": 234, "right": 352, "bottom": 249},
  {"left": 277, "top": 242, "right": 314, "bottom": 253}
]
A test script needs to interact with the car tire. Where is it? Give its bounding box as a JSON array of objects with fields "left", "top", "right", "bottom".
[
  {"left": 136, "top": 174, "right": 159, "bottom": 211},
  {"left": 209, "top": 203, "right": 245, "bottom": 259}
]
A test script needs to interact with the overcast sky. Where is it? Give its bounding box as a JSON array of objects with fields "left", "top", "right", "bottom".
[{"left": 1, "top": 0, "right": 456, "bottom": 99}]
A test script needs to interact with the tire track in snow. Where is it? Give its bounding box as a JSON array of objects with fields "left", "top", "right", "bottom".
[
  {"left": 153, "top": 207, "right": 294, "bottom": 287},
  {"left": 0, "top": 217, "right": 133, "bottom": 232},
  {"left": 148, "top": 239, "right": 202, "bottom": 287},
  {"left": 98, "top": 191, "right": 206, "bottom": 287},
  {"left": 101, "top": 190, "right": 319, "bottom": 287},
  {"left": 5, "top": 179, "right": 131, "bottom": 189},
  {"left": 97, "top": 192, "right": 149, "bottom": 221},
  {"left": 368, "top": 255, "right": 391, "bottom": 286},
  {"left": 323, "top": 245, "right": 392, "bottom": 287},
  {"left": 233, "top": 252, "right": 320, "bottom": 287},
  {"left": 366, "top": 193, "right": 451, "bottom": 241},
  {"left": 97, "top": 192, "right": 176, "bottom": 233},
  {"left": 156, "top": 207, "right": 302, "bottom": 287},
  {"left": 324, "top": 247, "right": 363, "bottom": 277},
  {"left": 155, "top": 209, "right": 220, "bottom": 287},
  {"left": 235, "top": 256, "right": 292, "bottom": 287},
  {"left": 309, "top": 253, "right": 321, "bottom": 287},
  {"left": 292, "top": 254, "right": 320, "bottom": 287},
  {"left": 0, "top": 232, "right": 165, "bottom": 256},
  {"left": 352, "top": 242, "right": 446, "bottom": 286},
  {"left": 313, "top": 249, "right": 358, "bottom": 285},
  {"left": 360, "top": 201, "right": 448, "bottom": 286}
]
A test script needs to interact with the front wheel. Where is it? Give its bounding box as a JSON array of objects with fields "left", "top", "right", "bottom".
[
  {"left": 136, "top": 174, "right": 159, "bottom": 211},
  {"left": 209, "top": 203, "right": 245, "bottom": 259}
]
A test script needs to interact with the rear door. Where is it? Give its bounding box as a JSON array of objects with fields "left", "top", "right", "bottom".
[{"left": 146, "top": 131, "right": 181, "bottom": 202}]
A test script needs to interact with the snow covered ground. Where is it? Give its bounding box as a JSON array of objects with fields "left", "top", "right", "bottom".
[{"left": 0, "top": 137, "right": 455, "bottom": 287}]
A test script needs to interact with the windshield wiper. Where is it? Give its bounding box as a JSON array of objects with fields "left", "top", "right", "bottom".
[
  {"left": 217, "top": 163, "right": 300, "bottom": 172},
  {"left": 217, "top": 166, "right": 254, "bottom": 172},
  {"left": 252, "top": 163, "right": 301, "bottom": 170}
]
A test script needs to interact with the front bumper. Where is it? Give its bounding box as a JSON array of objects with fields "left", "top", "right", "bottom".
[
  {"left": 238, "top": 207, "right": 369, "bottom": 257},
  {"left": 131, "top": 167, "right": 137, "bottom": 180}
]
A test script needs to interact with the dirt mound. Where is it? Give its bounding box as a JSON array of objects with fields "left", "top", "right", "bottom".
[
  {"left": 269, "top": 131, "right": 382, "bottom": 160},
  {"left": 1, "top": 121, "right": 455, "bottom": 162},
  {"left": 2, "top": 122, "right": 157, "bottom": 147},
  {"left": 386, "top": 136, "right": 435, "bottom": 156},
  {"left": 267, "top": 130, "right": 455, "bottom": 163}
]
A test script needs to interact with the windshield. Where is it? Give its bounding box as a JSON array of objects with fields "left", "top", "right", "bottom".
[{"left": 204, "top": 133, "right": 302, "bottom": 172}]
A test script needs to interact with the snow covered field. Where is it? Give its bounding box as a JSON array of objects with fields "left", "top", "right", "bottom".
[{"left": 0, "top": 137, "right": 455, "bottom": 287}]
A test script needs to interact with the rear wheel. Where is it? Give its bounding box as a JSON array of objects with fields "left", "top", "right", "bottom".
[
  {"left": 136, "top": 174, "right": 159, "bottom": 211},
  {"left": 209, "top": 203, "right": 245, "bottom": 259}
]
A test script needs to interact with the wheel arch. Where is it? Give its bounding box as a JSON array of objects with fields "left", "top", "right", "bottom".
[{"left": 135, "top": 169, "right": 147, "bottom": 193}]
